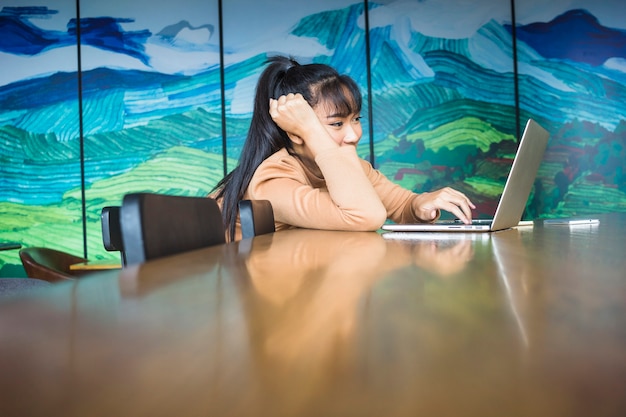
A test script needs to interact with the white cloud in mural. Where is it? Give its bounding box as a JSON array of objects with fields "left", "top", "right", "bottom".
[
  {"left": 230, "top": 73, "right": 260, "bottom": 115},
  {"left": 468, "top": 31, "right": 513, "bottom": 72},
  {"left": 518, "top": 62, "right": 576, "bottom": 93},
  {"left": 79, "top": 46, "right": 153, "bottom": 73},
  {"left": 145, "top": 43, "right": 220, "bottom": 75},
  {"left": 80, "top": 0, "right": 218, "bottom": 34},
  {"left": 604, "top": 58, "right": 626, "bottom": 74},
  {"left": 367, "top": 0, "right": 626, "bottom": 37},
  {"left": 3, "top": 0, "right": 623, "bottom": 84},
  {"left": 469, "top": 27, "right": 575, "bottom": 93},
  {"left": 0, "top": 48, "right": 79, "bottom": 86},
  {"left": 175, "top": 27, "right": 213, "bottom": 45},
  {"left": 366, "top": 0, "right": 510, "bottom": 39},
  {"left": 221, "top": 0, "right": 354, "bottom": 47},
  {"left": 222, "top": 34, "right": 333, "bottom": 66},
  {"left": 385, "top": 15, "right": 434, "bottom": 78}
]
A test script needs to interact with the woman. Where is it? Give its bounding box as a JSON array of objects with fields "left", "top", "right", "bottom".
[{"left": 212, "top": 55, "right": 475, "bottom": 241}]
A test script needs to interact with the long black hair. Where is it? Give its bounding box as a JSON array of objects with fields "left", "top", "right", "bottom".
[{"left": 212, "top": 55, "right": 363, "bottom": 241}]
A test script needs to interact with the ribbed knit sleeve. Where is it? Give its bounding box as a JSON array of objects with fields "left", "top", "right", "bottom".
[
  {"left": 248, "top": 147, "right": 387, "bottom": 231},
  {"left": 246, "top": 146, "right": 430, "bottom": 232},
  {"left": 360, "top": 159, "right": 427, "bottom": 224}
]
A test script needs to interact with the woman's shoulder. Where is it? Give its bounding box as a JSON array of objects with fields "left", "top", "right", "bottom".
[
  {"left": 258, "top": 148, "right": 304, "bottom": 171},
  {"left": 250, "top": 148, "right": 308, "bottom": 191}
]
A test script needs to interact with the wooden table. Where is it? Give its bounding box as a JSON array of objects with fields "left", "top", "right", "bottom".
[{"left": 1, "top": 213, "right": 625, "bottom": 417}]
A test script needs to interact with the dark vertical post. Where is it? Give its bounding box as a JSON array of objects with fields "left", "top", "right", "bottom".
[
  {"left": 218, "top": 0, "right": 228, "bottom": 177},
  {"left": 510, "top": 0, "right": 521, "bottom": 140},
  {"left": 75, "top": 0, "right": 87, "bottom": 259},
  {"left": 363, "top": 0, "right": 375, "bottom": 166}
]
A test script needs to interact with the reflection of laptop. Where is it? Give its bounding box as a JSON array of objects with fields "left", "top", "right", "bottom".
[
  {"left": 381, "top": 119, "right": 549, "bottom": 233},
  {"left": 491, "top": 231, "right": 530, "bottom": 348},
  {"left": 381, "top": 230, "right": 492, "bottom": 243}
]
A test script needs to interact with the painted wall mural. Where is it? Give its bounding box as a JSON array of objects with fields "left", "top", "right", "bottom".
[{"left": 1, "top": 0, "right": 625, "bottom": 276}]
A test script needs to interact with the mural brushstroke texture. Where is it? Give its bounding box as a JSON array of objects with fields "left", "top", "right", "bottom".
[{"left": 1, "top": 0, "right": 625, "bottom": 275}]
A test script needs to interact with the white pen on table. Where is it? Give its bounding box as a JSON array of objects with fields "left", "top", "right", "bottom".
[{"left": 544, "top": 218, "right": 600, "bottom": 225}]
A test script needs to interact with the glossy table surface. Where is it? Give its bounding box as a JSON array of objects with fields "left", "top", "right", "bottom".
[{"left": 1, "top": 213, "right": 625, "bottom": 417}]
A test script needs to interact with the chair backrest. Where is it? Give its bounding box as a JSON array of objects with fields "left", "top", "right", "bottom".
[
  {"left": 101, "top": 206, "right": 126, "bottom": 265},
  {"left": 120, "top": 193, "right": 226, "bottom": 266},
  {"left": 19, "top": 247, "right": 87, "bottom": 283},
  {"left": 238, "top": 199, "right": 276, "bottom": 239}
]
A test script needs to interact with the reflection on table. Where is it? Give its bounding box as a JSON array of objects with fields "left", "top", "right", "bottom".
[{"left": 0, "top": 213, "right": 625, "bottom": 417}]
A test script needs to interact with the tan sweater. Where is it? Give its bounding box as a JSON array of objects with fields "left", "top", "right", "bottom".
[{"left": 242, "top": 146, "right": 430, "bottom": 237}]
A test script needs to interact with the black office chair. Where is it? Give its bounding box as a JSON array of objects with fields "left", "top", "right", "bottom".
[
  {"left": 238, "top": 199, "right": 276, "bottom": 239},
  {"left": 19, "top": 247, "right": 88, "bottom": 283},
  {"left": 101, "top": 206, "right": 126, "bottom": 265},
  {"left": 120, "top": 193, "right": 226, "bottom": 266}
]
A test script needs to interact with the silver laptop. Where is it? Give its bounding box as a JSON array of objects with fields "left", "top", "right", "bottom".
[{"left": 381, "top": 119, "right": 549, "bottom": 233}]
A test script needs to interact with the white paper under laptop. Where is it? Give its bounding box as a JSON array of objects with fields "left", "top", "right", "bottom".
[{"left": 381, "top": 119, "right": 549, "bottom": 233}]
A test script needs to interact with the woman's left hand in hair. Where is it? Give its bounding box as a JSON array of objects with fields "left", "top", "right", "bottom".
[{"left": 413, "top": 187, "right": 476, "bottom": 224}]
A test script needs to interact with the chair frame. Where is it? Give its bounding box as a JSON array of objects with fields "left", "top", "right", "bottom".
[
  {"left": 238, "top": 199, "right": 275, "bottom": 239},
  {"left": 101, "top": 206, "right": 126, "bottom": 265}
]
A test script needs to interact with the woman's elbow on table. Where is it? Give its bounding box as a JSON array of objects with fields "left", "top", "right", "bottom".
[{"left": 344, "top": 206, "right": 387, "bottom": 231}]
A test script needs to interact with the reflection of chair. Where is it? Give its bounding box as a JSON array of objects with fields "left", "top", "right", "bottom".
[
  {"left": 238, "top": 199, "right": 275, "bottom": 239},
  {"left": 120, "top": 193, "right": 225, "bottom": 266},
  {"left": 101, "top": 206, "right": 126, "bottom": 265},
  {"left": 19, "top": 247, "right": 88, "bottom": 283}
]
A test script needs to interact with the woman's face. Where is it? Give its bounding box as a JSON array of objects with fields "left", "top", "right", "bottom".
[{"left": 313, "top": 101, "right": 362, "bottom": 147}]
